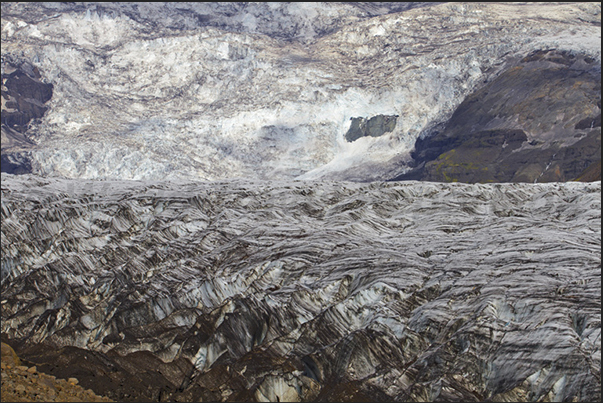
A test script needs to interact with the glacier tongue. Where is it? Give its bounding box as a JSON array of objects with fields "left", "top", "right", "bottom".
[
  {"left": 1, "top": 2, "right": 601, "bottom": 181},
  {"left": 1, "top": 2, "right": 601, "bottom": 401},
  {"left": 1, "top": 173, "right": 600, "bottom": 401}
]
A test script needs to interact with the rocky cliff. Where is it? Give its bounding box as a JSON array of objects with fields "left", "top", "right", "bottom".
[
  {"left": 1, "top": 174, "right": 600, "bottom": 402},
  {"left": 1, "top": 58, "right": 53, "bottom": 174},
  {"left": 394, "top": 49, "right": 601, "bottom": 183}
]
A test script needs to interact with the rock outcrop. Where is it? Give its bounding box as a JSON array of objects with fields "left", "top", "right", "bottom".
[
  {"left": 393, "top": 49, "right": 601, "bottom": 183},
  {"left": 576, "top": 160, "right": 602, "bottom": 182},
  {"left": 345, "top": 115, "right": 399, "bottom": 143},
  {"left": 1, "top": 60, "right": 53, "bottom": 132},
  {"left": 1, "top": 174, "right": 600, "bottom": 402},
  {"left": 1, "top": 342, "right": 113, "bottom": 402},
  {"left": 1, "top": 57, "right": 54, "bottom": 174}
]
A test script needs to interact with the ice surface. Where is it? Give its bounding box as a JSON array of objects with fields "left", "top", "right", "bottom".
[
  {"left": 1, "top": 173, "right": 600, "bottom": 401},
  {"left": 2, "top": 2, "right": 600, "bottom": 181}
]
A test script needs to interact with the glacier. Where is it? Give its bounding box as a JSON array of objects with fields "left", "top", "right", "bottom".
[
  {"left": 1, "top": 173, "right": 600, "bottom": 401},
  {"left": 1, "top": 2, "right": 600, "bottom": 181},
  {"left": 1, "top": 2, "right": 601, "bottom": 402}
]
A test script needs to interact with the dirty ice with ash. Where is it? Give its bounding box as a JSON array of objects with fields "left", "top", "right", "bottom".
[
  {"left": 1, "top": 2, "right": 601, "bottom": 403},
  {"left": 1, "top": 2, "right": 599, "bottom": 181}
]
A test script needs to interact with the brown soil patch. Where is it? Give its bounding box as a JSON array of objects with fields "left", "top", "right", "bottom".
[{"left": 1, "top": 342, "right": 112, "bottom": 402}]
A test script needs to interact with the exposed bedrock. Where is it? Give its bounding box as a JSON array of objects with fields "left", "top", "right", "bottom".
[
  {"left": 1, "top": 58, "right": 53, "bottom": 133},
  {"left": 0, "top": 149, "right": 33, "bottom": 174},
  {"left": 394, "top": 50, "right": 601, "bottom": 183},
  {"left": 1, "top": 58, "right": 53, "bottom": 174},
  {"left": 1, "top": 174, "right": 600, "bottom": 402},
  {"left": 344, "top": 115, "right": 399, "bottom": 143}
]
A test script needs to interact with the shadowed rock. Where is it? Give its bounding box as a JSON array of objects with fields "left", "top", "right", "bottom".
[
  {"left": 1, "top": 59, "right": 53, "bottom": 174},
  {"left": 345, "top": 115, "right": 398, "bottom": 142},
  {"left": 394, "top": 50, "right": 601, "bottom": 183},
  {"left": 1, "top": 62, "right": 53, "bottom": 133}
]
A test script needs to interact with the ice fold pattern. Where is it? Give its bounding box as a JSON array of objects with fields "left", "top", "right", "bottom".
[{"left": 1, "top": 174, "right": 601, "bottom": 401}]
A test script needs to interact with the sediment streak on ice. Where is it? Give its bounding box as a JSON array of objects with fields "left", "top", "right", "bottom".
[{"left": 1, "top": 174, "right": 600, "bottom": 401}]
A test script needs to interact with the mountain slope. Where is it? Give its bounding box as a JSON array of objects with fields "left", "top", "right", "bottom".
[{"left": 394, "top": 49, "right": 601, "bottom": 183}]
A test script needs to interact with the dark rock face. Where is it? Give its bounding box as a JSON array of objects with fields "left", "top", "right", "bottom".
[
  {"left": 345, "top": 115, "right": 398, "bottom": 143},
  {"left": 575, "top": 160, "right": 602, "bottom": 182},
  {"left": 575, "top": 113, "right": 601, "bottom": 130},
  {"left": 1, "top": 61, "right": 53, "bottom": 133},
  {"left": 1, "top": 59, "right": 53, "bottom": 174},
  {"left": 0, "top": 152, "right": 33, "bottom": 175},
  {"left": 394, "top": 50, "right": 601, "bottom": 183}
]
